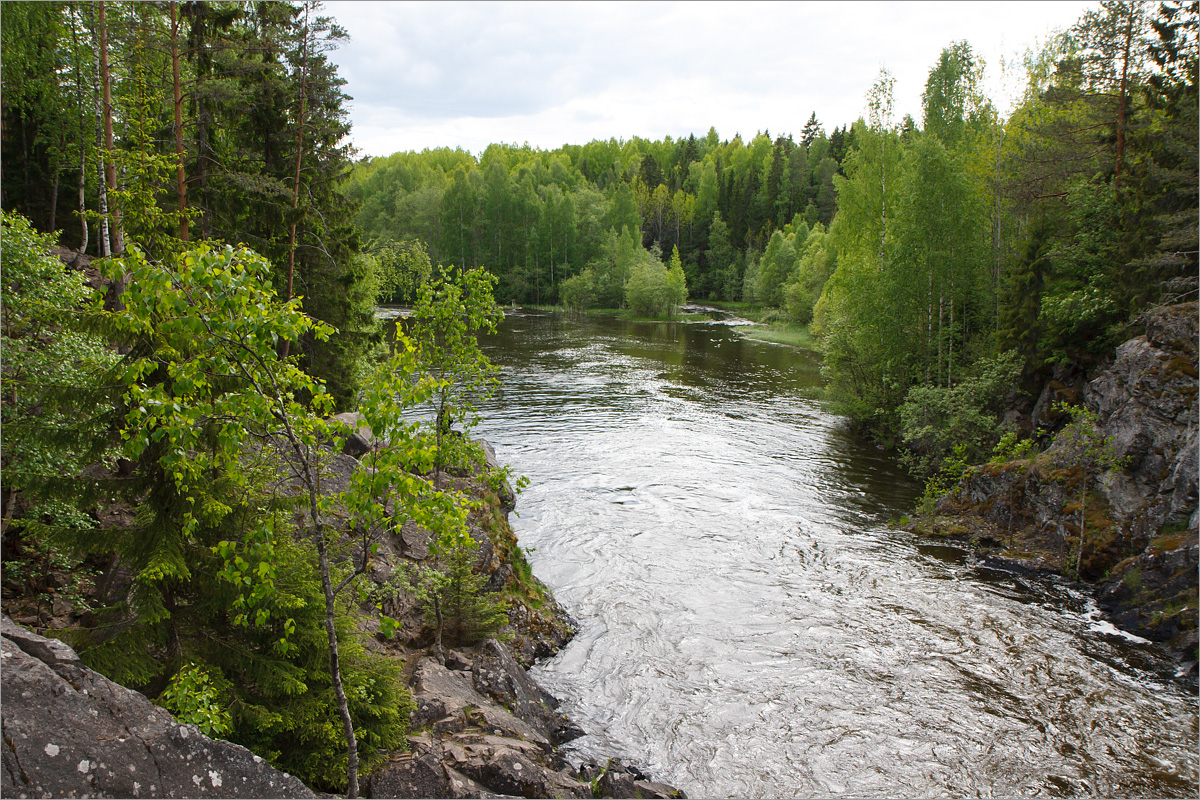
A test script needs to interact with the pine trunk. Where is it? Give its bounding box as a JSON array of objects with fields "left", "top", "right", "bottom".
[
  {"left": 1114, "top": 9, "right": 1134, "bottom": 187},
  {"left": 48, "top": 138, "right": 62, "bottom": 233},
  {"left": 280, "top": 3, "right": 310, "bottom": 359}
]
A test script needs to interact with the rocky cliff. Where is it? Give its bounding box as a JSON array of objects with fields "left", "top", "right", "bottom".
[
  {"left": 1, "top": 617, "right": 316, "bottom": 799},
  {"left": 344, "top": 436, "right": 683, "bottom": 799},
  {"left": 368, "top": 640, "right": 680, "bottom": 799},
  {"left": 910, "top": 302, "right": 1198, "bottom": 676}
]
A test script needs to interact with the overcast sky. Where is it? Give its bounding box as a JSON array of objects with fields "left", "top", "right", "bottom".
[{"left": 325, "top": 1, "right": 1096, "bottom": 159}]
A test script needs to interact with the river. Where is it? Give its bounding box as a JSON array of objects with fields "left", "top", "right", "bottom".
[{"left": 472, "top": 308, "right": 1197, "bottom": 799}]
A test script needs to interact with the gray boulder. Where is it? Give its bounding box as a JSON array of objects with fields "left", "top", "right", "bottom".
[
  {"left": 369, "top": 735, "right": 496, "bottom": 799},
  {"left": 410, "top": 657, "right": 549, "bottom": 747},
  {"left": 1, "top": 617, "right": 315, "bottom": 798},
  {"left": 374, "top": 651, "right": 592, "bottom": 799},
  {"left": 472, "top": 639, "right": 581, "bottom": 745},
  {"left": 334, "top": 411, "right": 376, "bottom": 459},
  {"left": 439, "top": 735, "right": 589, "bottom": 799}
]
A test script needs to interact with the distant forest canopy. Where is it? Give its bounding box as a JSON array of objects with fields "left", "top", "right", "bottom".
[
  {"left": 1, "top": 0, "right": 1195, "bottom": 449},
  {"left": 344, "top": 119, "right": 854, "bottom": 306}
]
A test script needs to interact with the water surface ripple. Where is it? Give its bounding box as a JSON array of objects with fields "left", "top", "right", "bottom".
[{"left": 474, "top": 310, "right": 1197, "bottom": 799}]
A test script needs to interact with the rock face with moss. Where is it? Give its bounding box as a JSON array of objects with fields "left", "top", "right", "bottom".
[
  {"left": 911, "top": 303, "right": 1198, "bottom": 674},
  {"left": 1, "top": 617, "right": 317, "bottom": 799},
  {"left": 339, "top": 438, "right": 683, "bottom": 799}
]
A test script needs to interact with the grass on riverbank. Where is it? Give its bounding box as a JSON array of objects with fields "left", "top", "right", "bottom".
[
  {"left": 734, "top": 322, "right": 817, "bottom": 350},
  {"left": 704, "top": 303, "right": 818, "bottom": 350}
]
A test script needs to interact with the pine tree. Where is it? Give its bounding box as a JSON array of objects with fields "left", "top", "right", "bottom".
[{"left": 801, "top": 112, "right": 822, "bottom": 149}]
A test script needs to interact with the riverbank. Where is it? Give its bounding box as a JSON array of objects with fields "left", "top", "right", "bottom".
[
  {"left": 902, "top": 302, "right": 1199, "bottom": 684},
  {"left": 0, "top": 430, "right": 684, "bottom": 798},
  {"left": 517, "top": 301, "right": 819, "bottom": 350},
  {"left": 352, "top": 435, "right": 685, "bottom": 797}
]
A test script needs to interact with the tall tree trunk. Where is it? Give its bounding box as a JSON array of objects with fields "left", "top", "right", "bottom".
[
  {"left": 926, "top": 268, "right": 933, "bottom": 384},
  {"left": 878, "top": 141, "right": 887, "bottom": 266},
  {"left": 48, "top": 131, "right": 63, "bottom": 233},
  {"left": 280, "top": 1, "right": 310, "bottom": 359},
  {"left": 948, "top": 289, "right": 955, "bottom": 388},
  {"left": 170, "top": 1, "right": 188, "bottom": 241},
  {"left": 98, "top": 0, "right": 123, "bottom": 254},
  {"left": 937, "top": 291, "right": 944, "bottom": 387},
  {"left": 90, "top": 6, "right": 110, "bottom": 257},
  {"left": 314, "top": 525, "right": 360, "bottom": 799},
  {"left": 70, "top": 3, "right": 89, "bottom": 255},
  {"left": 78, "top": 144, "right": 89, "bottom": 255}
]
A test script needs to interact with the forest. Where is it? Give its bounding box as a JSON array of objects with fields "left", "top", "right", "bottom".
[
  {"left": 0, "top": 0, "right": 1196, "bottom": 796},
  {"left": 5, "top": 0, "right": 1195, "bottom": 451},
  {"left": 2, "top": 2, "right": 516, "bottom": 795},
  {"left": 344, "top": 0, "right": 1196, "bottom": 461}
]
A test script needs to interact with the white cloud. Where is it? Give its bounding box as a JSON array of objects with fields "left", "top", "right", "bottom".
[{"left": 327, "top": 0, "right": 1095, "bottom": 158}]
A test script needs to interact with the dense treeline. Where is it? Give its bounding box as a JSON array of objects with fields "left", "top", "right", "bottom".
[
  {"left": 0, "top": 0, "right": 374, "bottom": 407},
  {"left": 820, "top": 0, "right": 1197, "bottom": 465},
  {"left": 351, "top": 0, "right": 1196, "bottom": 473},
  {"left": 2, "top": 2, "right": 514, "bottom": 796},
  {"left": 346, "top": 119, "right": 855, "bottom": 307}
]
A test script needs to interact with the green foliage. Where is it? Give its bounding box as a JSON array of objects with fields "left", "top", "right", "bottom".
[
  {"left": 158, "top": 662, "right": 234, "bottom": 738},
  {"left": 103, "top": 11, "right": 195, "bottom": 263},
  {"left": 705, "top": 213, "right": 741, "bottom": 301},
  {"left": 217, "top": 535, "right": 410, "bottom": 793},
  {"left": 586, "top": 226, "right": 644, "bottom": 308},
  {"left": 346, "top": 327, "right": 506, "bottom": 650},
  {"left": 0, "top": 212, "right": 118, "bottom": 631},
  {"left": 560, "top": 268, "right": 597, "bottom": 310},
  {"left": 367, "top": 239, "right": 435, "bottom": 305},
  {"left": 102, "top": 239, "right": 418, "bottom": 793},
  {"left": 346, "top": 124, "right": 851, "bottom": 305},
  {"left": 783, "top": 224, "right": 834, "bottom": 324},
  {"left": 1051, "top": 403, "right": 1126, "bottom": 473},
  {"left": 755, "top": 230, "right": 797, "bottom": 308},
  {"left": 405, "top": 264, "right": 512, "bottom": 652},
  {"left": 989, "top": 431, "right": 1038, "bottom": 463},
  {"left": 411, "top": 265, "right": 502, "bottom": 470},
  {"left": 1036, "top": 178, "right": 1125, "bottom": 363},
  {"left": 917, "top": 444, "right": 973, "bottom": 516},
  {"left": 1, "top": 528, "right": 98, "bottom": 620},
  {"left": 103, "top": 242, "right": 334, "bottom": 629},
  {"left": 625, "top": 246, "right": 687, "bottom": 318},
  {"left": 1050, "top": 402, "right": 1129, "bottom": 575},
  {"left": 899, "top": 352, "right": 1024, "bottom": 477},
  {"left": 1, "top": 212, "right": 120, "bottom": 515},
  {"left": 414, "top": 531, "right": 510, "bottom": 648},
  {"left": 0, "top": 2, "right": 373, "bottom": 408}
]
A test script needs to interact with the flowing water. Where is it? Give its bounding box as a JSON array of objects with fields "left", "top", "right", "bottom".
[{"left": 472, "top": 309, "right": 1197, "bottom": 799}]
